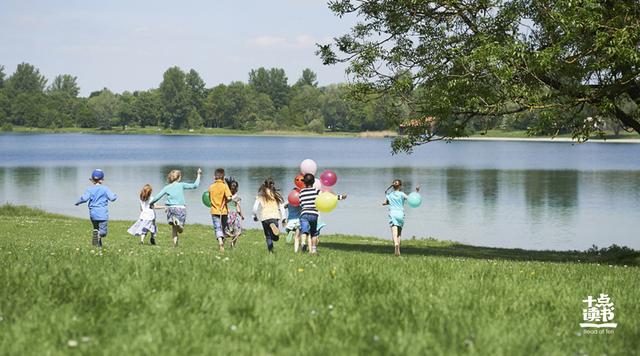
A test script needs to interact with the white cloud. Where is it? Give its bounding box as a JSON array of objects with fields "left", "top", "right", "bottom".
[{"left": 247, "top": 35, "right": 287, "bottom": 48}]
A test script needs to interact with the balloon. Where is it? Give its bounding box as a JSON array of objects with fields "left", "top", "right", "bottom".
[
  {"left": 294, "top": 174, "right": 305, "bottom": 189},
  {"left": 312, "top": 180, "right": 322, "bottom": 191},
  {"left": 300, "top": 159, "right": 317, "bottom": 175},
  {"left": 316, "top": 192, "right": 338, "bottom": 213},
  {"left": 320, "top": 170, "right": 337, "bottom": 187},
  {"left": 320, "top": 185, "right": 333, "bottom": 193},
  {"left": 202, "top": 191, "right": 211, "bottom": 208},
  {"left": 407, "top": 192, "right": 422, "bottom": 208},
  {"left": 288, "top": 189, "right": 300, "bottom": 206}
]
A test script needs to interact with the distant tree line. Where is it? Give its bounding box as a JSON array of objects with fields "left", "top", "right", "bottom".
[{"left": 0, "top": 63, "right": 407, "bottom": 133}]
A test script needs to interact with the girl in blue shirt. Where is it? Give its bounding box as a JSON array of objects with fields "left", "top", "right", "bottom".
[{"left": 383, "top": 179, "right": 420, "bottom": 257}]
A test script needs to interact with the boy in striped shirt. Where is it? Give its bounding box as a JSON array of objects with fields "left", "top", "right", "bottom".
[{"left": 299, "top": 173, "right": 346, "bottom": 254}]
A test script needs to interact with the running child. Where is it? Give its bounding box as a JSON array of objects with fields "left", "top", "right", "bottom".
[
  {"left": 284, "top": 200, "right": 303, "bottom": 252},
  {"left": 208, "top": 168, "right": 232, "bottom": 252},
  {"left": 127, "top": 184, "right": 164, "bottom": 245},
  {"left": 75, "top": 169, "right": 118, "bottom": 247},
  {"left": 150, "top": 168, "right": 201, "bottom": 247},
  {"left": 383, "top": 179, "right": 420, "bottom": 257},
  {"left": 226, "top": 179, "right": 244, "bottom": 248},
  {"left": 299, "top": 173, "right": 346, "bottom": 255},
  {"left": 252, "top": 178, "right": 286, "bottom": 253}
]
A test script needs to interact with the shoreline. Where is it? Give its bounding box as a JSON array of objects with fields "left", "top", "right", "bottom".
[
  {"left": 1, "top": 126, "right": 396, "bottom": 139},
  {"left": 457, "top": 136, "right": 640, "bottom": 144},
  {"left": 2, "top": 127, "right": 638, "bottom": 143}
]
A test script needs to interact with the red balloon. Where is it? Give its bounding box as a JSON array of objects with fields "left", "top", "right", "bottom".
[
  {"left": 294, "top": 173, "right": 305, "bottom": 189},
  {"left": 320, "top": 170, "right": 337, "bottom": 187},
  {"left": 288, "top": 189, "right": 301, "bottom": 206}
]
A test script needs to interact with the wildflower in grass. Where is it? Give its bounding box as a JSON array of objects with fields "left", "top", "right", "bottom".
[
  {"left": 67, "top": 340, "right": 78, "bottom": 347},
  {"left": 230, "top": 325, "right": 237, "bottom": 332},
  {"left": 81, "top": 336, "right": 91, "bottom": 343},
  {"left": 298, "top": 268, "right": 304, "bottom": 273}
]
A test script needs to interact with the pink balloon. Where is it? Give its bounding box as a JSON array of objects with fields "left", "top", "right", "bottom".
[
  {"left": 320, "top": 185, "right": 333, "bottom": 193},
  {"left": 320, "top": 170, "right": 337, "bottom": 187},
  {"left": 300, "top": 159, "right": 317, "bottom": 175},
  {"left": 312, "top": 180, "right": 322, "bottom": 190},
  {"left": 288, "top": 189, "right": 300, "bottom": 206}
]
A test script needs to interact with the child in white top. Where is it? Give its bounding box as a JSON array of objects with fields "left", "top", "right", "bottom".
[{"left": 128, "top": 184, "right": 164, "bottom": 245}]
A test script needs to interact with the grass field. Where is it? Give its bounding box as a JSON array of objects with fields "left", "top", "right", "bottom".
[{"left": 1, "top": 205, "right": 638, "bottom": 355}]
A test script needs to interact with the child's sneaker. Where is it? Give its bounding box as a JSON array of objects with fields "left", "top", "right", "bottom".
[
  {"left": 92, "top": 229, "right": 99, "bottom": 246},
  {"left": 150, "top": 236, "right": 156, "bottom": 245},
  {"left": 269, "top": 223, "right": 280, "bottom": 241},
  {"left": 172, "top": 217, "right": 184, "bottom": 233},
  {"left": 301, "top": 244, "right": 308, "bottom": 252}
]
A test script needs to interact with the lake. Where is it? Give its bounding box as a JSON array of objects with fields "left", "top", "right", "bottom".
[{"left": 1, "top": 133, "right": 639, "bottom": 250}]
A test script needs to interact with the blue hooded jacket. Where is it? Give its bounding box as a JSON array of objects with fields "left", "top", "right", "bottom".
[{"left": 76, "top": 184, "right": 118, "bottom": 221}]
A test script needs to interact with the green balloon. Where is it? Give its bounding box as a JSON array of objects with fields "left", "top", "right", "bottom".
[{"left": 202, "top": 191, "right": 211, "bottom": 208}]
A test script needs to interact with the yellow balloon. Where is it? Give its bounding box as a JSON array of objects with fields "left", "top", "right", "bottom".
[{"left": 315, "top": 192, "right": 338, "bottom": 213}]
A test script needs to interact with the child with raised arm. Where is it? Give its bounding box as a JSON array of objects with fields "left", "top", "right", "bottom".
[
  {"left": 252, "top": 178, "right": 286, "bottom": 253},
  {"left": 299, "top": 173, "right": 346, "bottom": 255},
  {"left": 383, "top": 179, "right": 420, "bottom": 257},
  {"left": 75, "top": 169, "right": 117, "bottom": 247},
  {"left": 150, "top": 168, "right": 201, "bottom": 247},
  {"left": 127, "top": 184, "right": 164, "bottom": 245},
  {"left": 208, "top": 168, "right": 232, "bottom": 252}
]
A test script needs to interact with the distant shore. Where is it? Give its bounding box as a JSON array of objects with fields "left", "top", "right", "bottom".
[
  {"left": 459, "top": 136, "right": 640, "bottom": 144},
  {"left": 2, "top": 126, "right": 638, "bottom": 142},
  {"left": 2, "top": 126, "right": 399, "bottom": 139}
]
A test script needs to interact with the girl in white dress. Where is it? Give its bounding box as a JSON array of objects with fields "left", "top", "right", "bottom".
[{"left": 128, "top": 184, "right": 164, "bottom": 245}]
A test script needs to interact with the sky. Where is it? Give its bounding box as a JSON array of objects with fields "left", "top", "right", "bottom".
[{"left": 0, "top": 0, "right": 357, "bottom": 96}]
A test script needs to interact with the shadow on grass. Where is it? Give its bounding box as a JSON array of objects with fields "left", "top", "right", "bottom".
[{"left": 321, "top": 240, "right": 640, "bottom": 266}]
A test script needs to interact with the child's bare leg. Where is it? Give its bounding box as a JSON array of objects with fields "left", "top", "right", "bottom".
[
  {"left": 294, "top": 231, "right": 301, "bottom": 253},
  {"left": 172, "top": 225, "right": 179, "bottom": 247},
  {"left": 311, "top": 236, "right": 319, "bottom": 254},
  {"left": 140, "top": 233, "right": 145, "bottom": 244},
  {"left": 392, "top": 226, "right": 400, "bottom": 256}
]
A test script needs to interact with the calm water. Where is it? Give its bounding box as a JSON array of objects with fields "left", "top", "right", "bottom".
[{"left": 1, "top": 133, "right": 639, "bottom": 250}]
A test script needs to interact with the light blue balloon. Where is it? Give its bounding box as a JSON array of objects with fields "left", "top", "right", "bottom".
[{"left": 407, "top": 192, "right": 422, "bottom": 208}]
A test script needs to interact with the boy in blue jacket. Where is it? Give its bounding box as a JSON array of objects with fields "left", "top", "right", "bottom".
[{"left": 75, "top": 169, "right": 118, "bottom": 247}]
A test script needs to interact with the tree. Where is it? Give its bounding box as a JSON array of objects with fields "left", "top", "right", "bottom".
[
  {"left": 48, "top": 74, "right": 80, "bottom": 98},
  {"left": 289, "top": 85, "right": 323, "bottom": 127},
  {"left": 116, "top": 91, "right": 136, "bottom": 129},
  {"left": 0, "top": 65, "right": 5, "bottom": 88},
  {"left": 9, "top": 93, "right": 46, "bottom": 127},
  {"left": 132, "top": 90, "right": 162, "bottom": 127},
  {"left": 295, "top": 68, "right": 318, "bottom": 88},
  {"left": 6, "top": 63, "right": 47, "bottom": 96},
  {"left": 74, "top": 99, "right": 96, "bottom": 128},
  {"left": 248, "top": 67, "right": 290, "bottom": 109},
  {"left": 185, "top": 69, "right": 207, "bottom": 118},
  {"left": 159, "top": 67, "right": 189, "bottom": 129},
  {"left": 319, "top": 0, "right": 640, "bottom": 152},
  {"left": 88, "top": 89, "right": 120, "bottom": 129}
]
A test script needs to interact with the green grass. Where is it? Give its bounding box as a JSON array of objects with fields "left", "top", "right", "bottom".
[
  {"left": 4, "top": 126, "right": 360, "bottom": 138},
  {"left": 471, "top": 129, "right": 640, "bottom": 140},
  {"left": 1, "top": 205, "right": 638, "bottom": 355}
]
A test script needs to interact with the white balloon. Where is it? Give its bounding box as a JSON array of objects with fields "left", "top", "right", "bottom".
[
  {"left": 300, "top": 159, "right": 317, "bottom": 175},
  {"left": 312, "top": 180, "right": 322, "bottom": 190}
]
